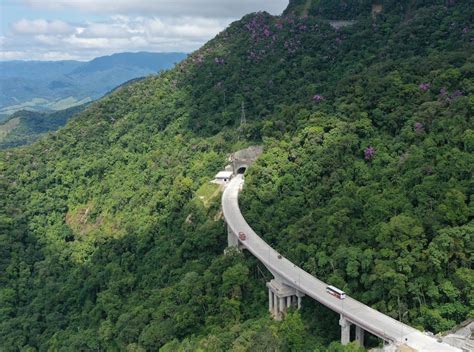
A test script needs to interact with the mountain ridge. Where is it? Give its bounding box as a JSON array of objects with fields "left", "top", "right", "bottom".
[
  {"left": 0, "top": 103, "right": 89, "bottom": 149},
  {"left": 0, "top": 51, "right": 187, "bottom": 115},
  {"left": 0, "top": 1, "right": 472, "bottom": 350}
]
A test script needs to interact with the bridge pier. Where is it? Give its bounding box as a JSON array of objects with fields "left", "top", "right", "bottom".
[
  {"left": 355, "top": 325, "right": 365, "bottom": 346},
  {"left": 339, "top": 316, "right": 365, "bottom": 347},
  {"left": 340, "top": 316, "right": 352, "bottom": 345},
  {"left": 297, "top": 293, "right": 303, "bottom": 309},
  {"left": 268, "top": 288, "right": 273, "bottom": 312},
  {"left": 267, "top": 279, "right": 304, "bottom": 320},
  {"left": 226, "top": 224, "right": 239, "bottom": 248}
]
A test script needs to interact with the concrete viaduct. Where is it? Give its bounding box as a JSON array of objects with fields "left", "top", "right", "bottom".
[{"left": 222, "top": 174, "right": 461, "bottom": 351}]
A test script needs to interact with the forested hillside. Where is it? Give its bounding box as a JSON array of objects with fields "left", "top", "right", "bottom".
[
  {"left": 0, "top": 104, "right": 89, "bottom": 149},
  {"left": 0, "top": 0, "right": 472, "bottom": 351}
]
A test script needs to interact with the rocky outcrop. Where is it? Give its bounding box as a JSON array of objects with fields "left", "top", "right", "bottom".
[{"left": 229, "top": 146, "right": 263, "bottom": 174}]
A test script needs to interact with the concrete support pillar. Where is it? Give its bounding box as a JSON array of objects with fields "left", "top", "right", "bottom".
[
  {"left": 227, "top": 225, "right": 239, "bottom": 248},
  {"left": 272, "top": 293, "right": 278, "bottom": 317},
  {"left": 355, "top": 325, "right": 364, "bottom": 346},
  {"left": 268, "top": 289, "right": 273, "bottom": 313},
  {"left": 339, "top": 316, "right": 352, "bottom": 345},
  {"left": 279, "top": 297, "right": 285, "bottom": 315},
  {"left": 267, "top": 280, "right": 303, "bottom": 320}
]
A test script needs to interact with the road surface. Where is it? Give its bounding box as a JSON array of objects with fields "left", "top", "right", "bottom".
[{"left": 222, "top": 175, "right": 461, "bottom": 352}]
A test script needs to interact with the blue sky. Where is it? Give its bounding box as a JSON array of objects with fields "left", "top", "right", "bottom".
[{"left": 0, "top": 0, "right": 288, "bottom": 61}]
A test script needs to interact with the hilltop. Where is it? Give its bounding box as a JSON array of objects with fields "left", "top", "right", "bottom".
[{"left": 0, "top": 1, "right": 472, "bottom": 351}]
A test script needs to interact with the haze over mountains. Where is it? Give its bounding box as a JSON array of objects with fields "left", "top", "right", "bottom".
[{"left": 0, "top": 52, "right": 187, "bottom": 118}]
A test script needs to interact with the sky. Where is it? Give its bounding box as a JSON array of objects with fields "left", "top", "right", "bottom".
[{"left": 0, "top": 0, "right": 289, "bottom": 61}]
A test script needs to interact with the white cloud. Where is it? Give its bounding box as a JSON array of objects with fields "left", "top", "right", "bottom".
[
  {"left": 79, "top": 22, "right": 135, "bottom": 39},
  {"left": 11, "top": 19, "right": 74, "bottom": 35},
  {"left": 38, "top": 51, "right": 80, "bottom": 60},
  {"left": 0, "top": 51, "right": 27, "bottom": 60},
  {"left": 22, "top": 0, "right": 288, "bottom": 18},
  {"left": 34, "top": 34, "right": 63, "bottom": 45},
  {"left": 76, "top": 16, "right": 224, "bottom": 41},
  {"left": 145, "top": 17, "right": 227, "bottom": 39},
  {"left": 68, "top": 36, "right": 115, "bottom": 48},
  {"left": 2, "top": 1, "right": 289, "bottom": 60},
  {"left": 3, "top": 15, "right": 237, "bottom": 60}
]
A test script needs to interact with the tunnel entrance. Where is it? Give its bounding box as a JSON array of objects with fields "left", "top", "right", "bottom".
[
  {"left": 236, "top": 167, "right": 247, "bottom": 174},
  {"left": 230, "top": 146, "right": 263, "bottom": 176}
]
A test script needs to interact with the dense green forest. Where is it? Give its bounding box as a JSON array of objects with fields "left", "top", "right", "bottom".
[
  {"left": 0, "top": 104, "right": 89, "bottom": 149},
  {"left": 0, "top": 0, "right": 472, "bottom": 350}
]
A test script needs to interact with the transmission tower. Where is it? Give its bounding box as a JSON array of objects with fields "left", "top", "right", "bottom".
[{"left": 239, "top": 101, "right": 247, "bottom": 132}]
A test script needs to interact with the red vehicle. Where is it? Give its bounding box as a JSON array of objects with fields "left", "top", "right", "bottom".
[{"left": 238, "top": 232, "right": 246, "bottom": 241}]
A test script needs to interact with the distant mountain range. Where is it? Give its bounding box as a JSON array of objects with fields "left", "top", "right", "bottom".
[{"left": 0, "top": 52, "right": 187, "bottom": 117}]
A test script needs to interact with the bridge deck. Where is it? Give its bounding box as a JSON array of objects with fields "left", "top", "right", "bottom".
[{"left": 222, "top": 175, "right": 460, "bottom": 352}]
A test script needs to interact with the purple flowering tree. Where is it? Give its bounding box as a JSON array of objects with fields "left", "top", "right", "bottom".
[
  {"left": 414, "top": 122, "right": 424, "bottom": 134},
  {"left": 439, "top": 88, "right": 464, "bottom": 103},
  {"left": 419, "top": 83, "right": 430, "bottom": 91},
  {"left": 451, "top": 90, "right": 463, "bottom": 98},
  {"left": 364, "top": 146, "right": 375, "bottom": 161},
  {"left": 440, "top": 87, "right": 448, "bottom": 97},
  {"left": 312, "top": 94, "right": 324, "bottom": 102}
]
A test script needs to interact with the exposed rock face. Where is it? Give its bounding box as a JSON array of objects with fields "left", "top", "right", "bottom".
[
  {"left": 372, "top": 3, "right": 384, "bottom": 17},
  {"left": 329, "top": 20, "right": 357, "bottom": 29},
  {"left": 230, "top": 146, "right": 263, "bottom": 174},
  {"left": 442, "top": 319, "right": 474, "bottom": 351},
  {"left": 369, "top": 320, "right": 474, "bottom": 351}
]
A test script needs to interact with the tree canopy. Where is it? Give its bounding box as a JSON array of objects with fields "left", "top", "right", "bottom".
[{"left": 0, "top": 0, "right": 472, "bottom": 350}]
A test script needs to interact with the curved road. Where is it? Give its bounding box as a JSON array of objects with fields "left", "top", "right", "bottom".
[{"left": 222, "top": 175, "right": 460, "bottom": 352}]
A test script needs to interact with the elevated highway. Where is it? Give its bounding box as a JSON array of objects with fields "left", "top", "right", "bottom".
[{"left": 222, "top": 174, "right": 461, "bottom": 351}]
